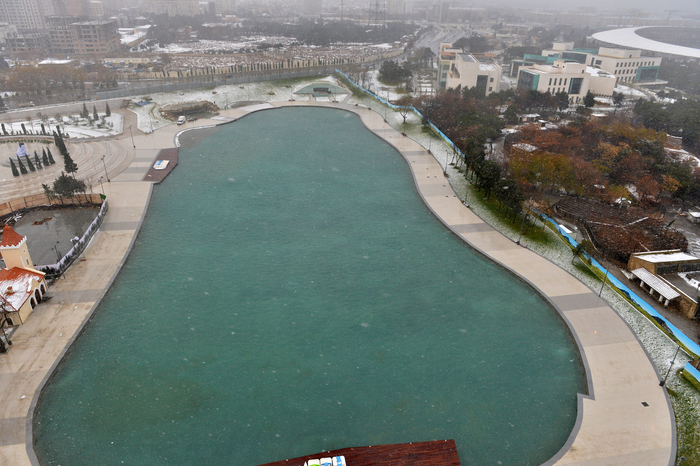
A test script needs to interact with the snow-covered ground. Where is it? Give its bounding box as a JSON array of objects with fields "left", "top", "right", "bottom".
[
  {"left": 0, "top": 113, "right": 123, "bottom": 139},
  {"left": 128, "top": 76, "right": 343, "bottom": 133},
  {"left": 119, "top": 25, "right": 151, "bottom": 45},
  {"left": 614, "top": 84, "right": 647, "bottom": 98},
  {"left": 152, "top": 38, "right": 402, "bottom": 70}
]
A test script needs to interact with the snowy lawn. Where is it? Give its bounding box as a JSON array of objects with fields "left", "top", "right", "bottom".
[
  {"left": 0, "top": 113, "right": 122, "bottom": 139},
  {"left": 128, "top": 75, "right": 345, "bottom": 133}
]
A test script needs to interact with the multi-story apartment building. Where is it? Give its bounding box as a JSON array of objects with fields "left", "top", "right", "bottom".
[
  {"left": 8, "top": 16, "right": 118, "bottom": 56},
  {"left": 542, "top": 42, "right": 662, "bottom": 85},
  {"left": 0, "top": 0, "right": 46, "bottom": 31},
  {"left": 71, "top": 19, "right": 118, "bottom": 55}
]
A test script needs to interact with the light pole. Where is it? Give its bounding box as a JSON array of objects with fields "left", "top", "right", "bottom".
[
  {"left": 516, "top": 212, "right": 528, "bottom": 245},
  {"left": 53, "top": 241, "right": 61, "bottom": 262},
  {"left": 129, "top": 125, "right": 135, "bottom": 148},
  {"left": 101, "top": 155, "right": 110, "bottom": 182},
  {"left": 660, "top": 345, "right": 682, "bottom": 387}
]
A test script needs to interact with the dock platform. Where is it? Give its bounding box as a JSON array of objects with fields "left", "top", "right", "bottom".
[
  {"left": 143, "top": 147, "right": 178, "bottom": 183},
  {"left": 257, "top": 440, "right": 461, "bottom": 466}
]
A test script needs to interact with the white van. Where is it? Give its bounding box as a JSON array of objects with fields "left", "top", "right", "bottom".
[{"left": 177, "top": 115, "right": 186, "bottom": 125}]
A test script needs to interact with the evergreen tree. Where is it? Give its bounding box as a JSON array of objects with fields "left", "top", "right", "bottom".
[
  {"left": 42, "top": 148, "right": 49, "bottom": 166},
  {"left": 1, "top": 123, "right": 6, "bottom": 136},
  {"left": 105, "top": 102, "right": 111, "bottom": 117},
  {"left": 63, "top": 152, "right": 78, "bottom": 175},
  {"left": 47, "top": 147, "right": 56, "bottom": 164},
  {"left": 34, "top": 151, "right": 42, "bottom": 169},
  {"left": 583, "top": 91, "right": 596, "bottom": 109},
  {"left": 17, "top": 156, "right": 27, "bottom": 174},
  {"left": 26, "top": 155, "right": 35, "bottom": 171},
  {"left": 81, "top": 103, "right": 89, "bottom": 119},
  {"left": 10, "top": 158, "right": 18, "bottom": 177},
  {"left": 21, "top": 123, "right": 27, "bottom": 135},
  {"left": 53, "top": 131, "right": 68, "bottom": 157},
  {"left": 93, "top": 104, "right": 98, "bottom": 121},
  {"left": 40, "top": 123, "right": 46, "bottom": 135},
  {"left": 53, "top": 172, "right": 86, "bottom": 200}
]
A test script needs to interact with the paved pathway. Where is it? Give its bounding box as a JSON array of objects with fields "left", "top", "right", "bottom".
[{"left": 0, "top": 102, "right": 675, "bottom": 466}]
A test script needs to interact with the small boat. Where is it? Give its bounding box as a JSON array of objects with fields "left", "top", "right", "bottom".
[
  {"left": 153, "top": 160, "right": 169, "bottom": 170},
  {"left": 332, "top": 456, "right": 346, "bottom": 466},
  {"left": 320, "top": 459, "right": 332, "bottom": 466}
]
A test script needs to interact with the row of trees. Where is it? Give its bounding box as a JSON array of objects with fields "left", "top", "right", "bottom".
[
  {"left": 634, "top": 98, "right": 700, "bottom": 153},
  {"left": 10, "top": 147, "right": 56, "bottom": 176},
  {"left": 403, "top": 85, "right": 700, "bottom": 220},
  {"left": 0, "top": 64, "right": 117, "bottom": 96}
]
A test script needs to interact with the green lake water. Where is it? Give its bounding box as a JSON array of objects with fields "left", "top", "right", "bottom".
[{"left": 33, "top": 107, "right": 585, "bottom": 466}]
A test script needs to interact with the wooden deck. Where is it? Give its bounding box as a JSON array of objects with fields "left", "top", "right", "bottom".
[
  {"left": 143, "top": 147, "right": 178, "bottom": 183},
  {"left": 258, "top": 440, "right": 461, "bottom": 466}
]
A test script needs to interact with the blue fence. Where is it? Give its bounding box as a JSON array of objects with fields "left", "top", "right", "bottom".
[
  {"left": 684, "top": 362, "right": 700, "bottom": 387},
  {"left": 336, "top": 69, "right": 700, "bottom": 360},
  {"left": 335, "top": 70, "right": 463, "bottom": 157},
  {"left": 537, "top": 211, "right": 700, "bottom": 358}
]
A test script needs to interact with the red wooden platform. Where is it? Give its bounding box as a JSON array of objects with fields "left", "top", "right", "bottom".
[{"left": 258, "top": 440, "right": 461, "bottom": 466}]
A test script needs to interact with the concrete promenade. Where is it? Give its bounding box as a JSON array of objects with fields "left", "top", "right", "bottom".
[{"left": 0, "top": 101, "right": 674, "bottom": 466}]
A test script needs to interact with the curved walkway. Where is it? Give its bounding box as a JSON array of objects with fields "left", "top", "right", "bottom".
[{"left": 0, "top": 102, "right": 674, "bottom": 466}]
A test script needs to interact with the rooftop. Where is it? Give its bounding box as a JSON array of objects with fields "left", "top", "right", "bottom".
[
  {"left": 631, "top": 268, "right": 680, "bottom": 301},
  {"left": 0, "top": 225, "right": 25, "bottom": 249},
  {"left": 592, "top": 27, "right": 700, "bottom": 59},
  {"left": 0, "top": 267, "right": 44, "bottom": 312},
  {"left": 633, "top": 251, "right": 700, "bottom": 263}
]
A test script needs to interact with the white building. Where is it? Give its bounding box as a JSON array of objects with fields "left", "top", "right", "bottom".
[
  {"left": 586, "top": 67, "right": 616, "bottom": 97},
  {"left": 542, "top": 42, "right": 662, "bottom": 85},
  {"left": 516, "top": 60, "right": 590, "bottom": 104},
  {"left": 438, "top": 42, "right": 501, "bottom": 96}
]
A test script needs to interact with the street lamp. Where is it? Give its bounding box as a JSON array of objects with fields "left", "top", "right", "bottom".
[
  {"left": 101, "top": 155, "right": 110, "bottom": 182},
  {"left": 129, "top": 125, "right": 135, "bottom": 148},
  {"left": 53, "top": 241, "right": 61, "bottom": 262},
  {"left": 660, "top": 345, "right": 682, "bottom": 387}
]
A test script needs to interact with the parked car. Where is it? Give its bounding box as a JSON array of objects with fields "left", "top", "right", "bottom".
[
  {"left": 177, "top": 115, "right": 186, "bottom": 125},
  {"left": 187, "top": 117, "right": 197, "bottom": 122}
]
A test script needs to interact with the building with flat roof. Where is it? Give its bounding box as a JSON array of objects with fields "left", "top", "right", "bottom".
[
  {"left": 542, "top": 42, "right": 662, "bottom": 85},
  {"left": 592, "top": 27, "right": 700, "bottom": 60},
  {"left": 5, "top": 32, "right": 49, "bottom": 55},
  {"left": 41, "top": 16, "right": 118, "bottom": 56},
  {"left": 516, "top": 60, "right": 590, "bottom": 104},
  {"left": 627, "top": 250, "right": 700, "bottom": 319},
  {"left": 438, "top": 42, "right": 501, "bottom": 96}
]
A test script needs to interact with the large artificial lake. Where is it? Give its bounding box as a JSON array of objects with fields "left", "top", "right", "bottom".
[{"left": 34, "top": 107, "right": 586, "bottom": 466}]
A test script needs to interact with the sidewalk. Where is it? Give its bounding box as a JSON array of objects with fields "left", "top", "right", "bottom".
[{"left": 0, "top": 101, "right": 675, "bottom": 466}]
